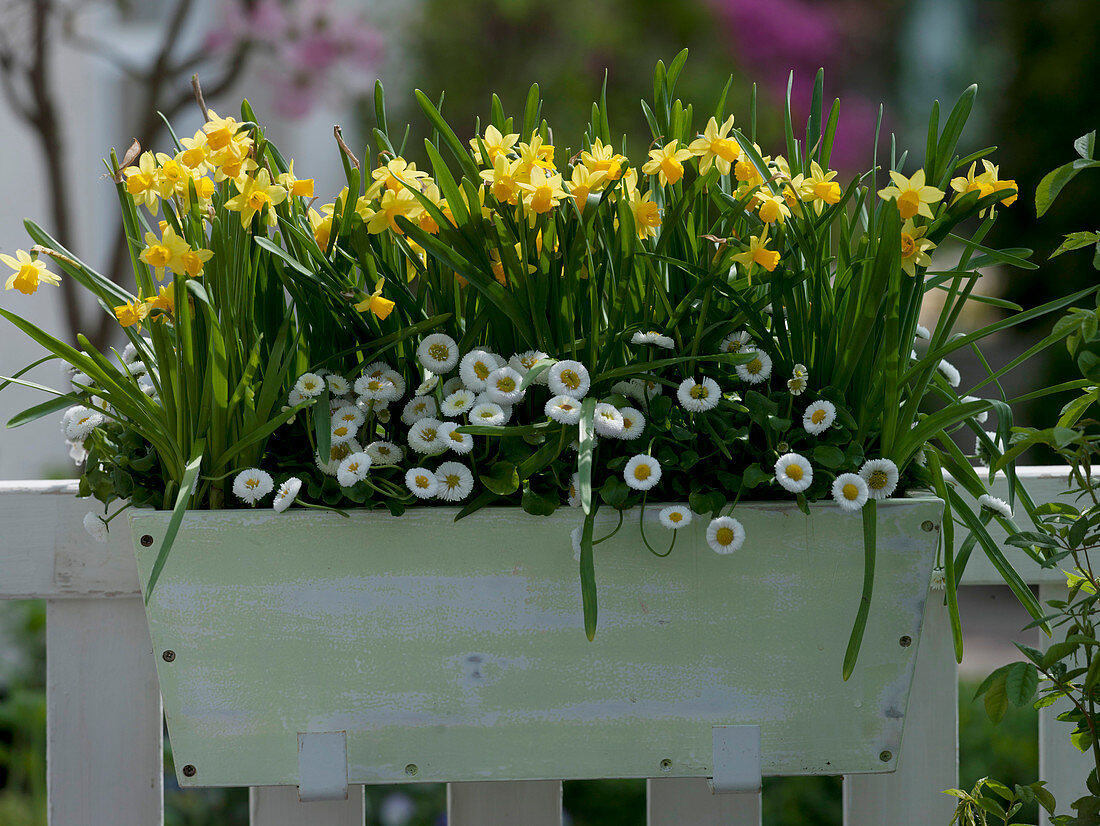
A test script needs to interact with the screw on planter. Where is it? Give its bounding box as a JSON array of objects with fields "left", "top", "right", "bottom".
[
  {"left": 162, "top": 650, "right": 176, "bottom": 662},
  {"left": 920, "top": 521, "right": 936, "bottom": 532},
  {"left": 404, "top": 763, "right": 418, "bottom": 777},
  {"left": 879, "top": 751, "right": 892, "bottom": 763},
  {"left": 182, "top": 764, "right": 197, "bottom": 777},
  {"left": 899, "top": 636, "right": 912, "bottom": 648},
  {"left": 659, "top": 759, "right": 673, "bottom": 773},
  {"left": 140, "top": 534, "right": 154, "bottom": 547}
]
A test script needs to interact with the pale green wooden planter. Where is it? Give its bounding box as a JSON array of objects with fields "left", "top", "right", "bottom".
[{"left": 131, "top": 497, "right": 943, "bottom": 789}]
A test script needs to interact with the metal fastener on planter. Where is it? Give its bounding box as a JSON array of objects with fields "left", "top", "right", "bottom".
[
  {"left": 162, "top": 650, "right": 176, "bottom": 662},
  {"left": 899, "top": 636, "right": 912, "bottom": 648},
  {"left": 182, "top": 764, "right": 196, "bottom": 777},
  {"left": 404, "top": 764, "right": 418, "bottom": 777},
  {"left": 879, "top": 751, "right": 892, "bottom": 763},
  {"left": 140, "top": 534, "right": 154, "bottom": 547},
  {"left": 921, "top": 521, "right": 935, "bottom": 532},
  {"left": 659, "top": 758, "right": 673, "bottom": 772}
]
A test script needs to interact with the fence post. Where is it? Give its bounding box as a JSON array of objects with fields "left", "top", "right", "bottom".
[
  {"left": 249, "top": 785, "right": 365, "bottom": 825},
  {"left": 46, "top": 597, "right": 163, "bottom": 826},
  {"left": 647, "top": 777, "right": 761, "bottom": 826},
  {"left": 447, "top": 780, "right": 562, "bottom": 826},
  {"left": 843, "top": 595, "right": 958, "bottom": 826}
]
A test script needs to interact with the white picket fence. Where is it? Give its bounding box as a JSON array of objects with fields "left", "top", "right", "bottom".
[{"left": 0, "top": 466, "right": 1090, "bottom": 826}]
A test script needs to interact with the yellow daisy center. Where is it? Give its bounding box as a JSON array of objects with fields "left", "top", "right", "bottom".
[
  {"left": 869, "top": 470, "right": 889, "bottom": 490},
  {"left": 690, "top": 385, "right": 710, "bottom": 399},
  {"left": 747, "top": 357, "right": 763, "bottom": 374},
  {"left": 474, "top": 361, "right": 491, "bottom": 380},
  {"left": 785, "top": 464, "right": 804, "bottom": 481},
  {"left": 633, "top": 463, "right": 652, "bottom": 481},
  {"left": 560, "top": 369, "right": 581, "bottom": 390},
  {"left": 428, "top": 343, "right": 450, "bottom": 361},
  {"left": 421, "top": 428, "right": 437, "bottom": 441},
  {"left": 333, "top": 426, "right": 349, "bottom": 438},
  {"left": 715, "top": 527, "right": 734, "bottom": 546},
  {"left": 415, "top": 474, "right": 432, "bottom": 489},
  {"left": 669, "top": 511, "right": 683, "bottom": 523},
  {"left": 496, "top": 376, "right": 516, "bottom": 393},
  {"left": 811, "top": 409, "right": 827, "bottom": 424},
  {"left": 347, "top": 462, "right": 360, "bottom": 473},
  {"left": 444, "top": 474, "right": 461, "bottom": 489},
  {"left": 843, "top": 483, "right": 860, "bottom": 501},
  {"left": 245, "top": 478, "right": 260, "bottom": 490}
]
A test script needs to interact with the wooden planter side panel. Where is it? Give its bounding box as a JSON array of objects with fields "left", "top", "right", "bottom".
[{"left": 130, "top": 499, "right": 942, "bottom": 788}]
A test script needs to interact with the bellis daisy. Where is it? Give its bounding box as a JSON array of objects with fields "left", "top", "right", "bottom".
[
  {"left": 325, "top": 374, "right": 351, "bottom": 396},
  {"left": 287, "top": 388, "right": 308, "bottom": 407},
  {"left": 677, "top": 377, "right": 721, "bottom": 412},
  {"left": 333, "top": 405, "right": 365, "bottom": 429},
  {"left": 707, "top": 516, "right": 745, "bottom": 554},
  {"left": 83, "top": 512, "right": 109, "bottom": 543},
  {"left": 978, "top": 494, "right": 1013, "bottom": 519},
  {"left": 914, "top": 324, "right": 931, "bottom": 340},
  {"left": 720, "top": 331, "right": 752, "bottom": 354},
  {"left": 548, "top": 360, "right": 590, "bottom": 399},
  {"left": 405, "top": 467, "right": 439, "bottom": 499},
  {"left": 330, "top": 420, "right": 358, "bottom": 445},
  {"left": 774, "top": 452, "right": 813, "bottom": 493},
  {"left": 546, "top": 395, "right": 583, "bottom": 425},
  {"left": 962, "top": 396, "right": 990, "bottom": 424},
  {"left": 658, "top": 505, "right": 692, "bottom": 530},
  {"left": 409, "top": 418, "right": 447, "bottom": 455},
  {"left": 937, "top": 359, "right": 961, "bottom": 388},
  {"left": 735, "top": 350, "right": 773, "bottom": 384},
  {"left": 365, "top": 441, "right": 403, "bottom": 465},
  {"left": 439, "top": 422, "right": 474, "bottom": 454},
  {"left": 459, "top": 350, "right": 499, "bottom": 391},
  {"left": 441, "top": 389, "right": 477, "bottom": 417},
  {"left": 294, "top": 372, "right": 325, "bottom": 398},
  {"left": 233, "top": 468, "right": 274, "bottom": 504},
  {"left": 354, "top": 374, "right": 399, "bottom": 402},
  {"left": 273, "top": 477, "right": 302, "bottom": 513},
  {"left": 64, "top": 406, "right": 105, "bottom": 441},
  {"left": 632, "top": 331, "right": 675, "bottom": 349},
  {"left": 624, "top": 454, "right": 662, "bottom": 490},
  {"left": 860, "top": 459, "right": 900, "bottom": 500},
  {"left": 788, "top": 364, "right": 809, "bottom": 396},
  {"left": 401, "top": 396, "right": 437, "bottom": 425},
  {"left": 594, "top": 403, "right": 625, "bottom": 437},
  {"left": 930, "top": 567, "right": 946, "bottom": 591},
  {"left": 831, "top": 473, "right": 869, "bottom": 512},
  {"left": 415, "top": 373, "right": 439, "bottom": 396},
  {"left": 442, "top": 376, "right": 466, "bottom": 397},
  {"left": 435, "top": 462, "right": 474, "bottom": 501},
  {"left": 803, "top": 400, "right": 837, "bottom": 435},
  {"left": 417, "top": 333, "right": 459, "bottom": 373},
  {"left": 509, "top": 350, "right": 549, "bottom": 382},
  {"left": 618, "top": 407, "right": 645, "bottom": 440},
  {"left": 469, "top": 401, "right": 507, "bottom": 427},
  {"left": 316, "top": 440, "right": 360, "bottom": 476},
  {"left": 337, "top": 453, "right": 372, "bottom": 487},
  {"left": 485, "top": 366, "right": 526, "bottom": 405},
  {"left": 567, "top": 473, "right": 581, "bottom": 508}
]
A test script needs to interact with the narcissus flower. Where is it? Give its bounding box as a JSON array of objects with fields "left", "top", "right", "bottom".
[
  {"left": 643, "top": 139, "right": 692, "bottom": 187},
  {"left": 731, "top": 234, "right": 780, "bottom": 279},
  {"left": 354, "top": 279, "right": 396, "bottom": 320},
  {"left": 567, "top": 165, "right": 608, "bottom": 212},
  {"left": 138, "top": 227, "right": 190, "bottom": 280},
  {"left": 900, "top": 219, "right": 936, "bottom": 277},
  {"left": 470, "top": 125, "right": 520, "bottom": 165},
  {"left": 877, "top": 169, "right": 944, "bottom": 220},
  {"left": 803, "top": 161, "right": 842, "bottom": 212},
  {"left": 627, "top": 190, "right": 662, "bottom": 240},
  {"left": 202, "top": 110, "right": 243, "bottom": 152},
  {"left": 123, "top": 151, "right": 161, "bottom": 212},
  {"left": 2, "top": 250, "right": 60, "bottom": 295},
  {"left": 481, "top": 153, "right": 523, "bottom": 205},
  {"left": 224, "top": 169, "right": 288, "bottom": 228},
  {"left": 688, "top": 115, "right": 740, "bottom": 176},
  {"left": 518, "top": 166, "right": 568, "bottom": 218},
  {"left": 276, "top": 160, "right": 315, "bottom": 198},
  {"left": 580, "top": 138, "right": 628, "bottom": 181},
  {"left": 114, "top": 299, "right": 149, "bottom": 329}
]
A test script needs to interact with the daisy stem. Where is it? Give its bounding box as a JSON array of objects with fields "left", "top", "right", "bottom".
[
  {"left": 636, "top": 495, "right": 673, "bottom": 557},
  {"left": 104, "top": 501, "right": 132, "bottom": 525},
  {"left": 592, "top": 508, "right": 625, "bottom": 545},
  {"left": 296, "top": 500, "right": 351, "bottom": 518}
]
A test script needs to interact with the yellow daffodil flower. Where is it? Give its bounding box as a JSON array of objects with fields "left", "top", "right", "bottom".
[
  {"left": 951, "top": 160, "right": 1016, "bottom": 216},
  {"left": 113, "top": 299, "right": 149, "bottom": 329},
  {"left": 124, "top": 151, "right": 161, "bottom": 213},
  {"left": 277, "top": 160, "right": 315, "bottom": 198},
  {"left": 146, "top": 284, "right": 176, "bottom": 318},
  {"left": 755, "top": 193, "right": 791, "bottom": 224},
  {"left": 181, "top": 174, "right": 217, "bottom": 207},
  {"left": 2, "top": 249, "right": 60, "bottom": 295},
  {"left": 210, "top": 139, "right": 257, "bottom": 184},
  {"left": 517, "top": 166, "right": 567, "bottom": 222},
  {"left": 580, "top": 138, "right": 628, "bottom": 181},
  {"left": 371, "top": 157, "right": 429, "bottom": 194},
  {"left": 224, "top": 169, "right": 288, "bottom": 228},
  {"left": 154, "top": 153, "right": 190, "bottom": 199},
  {"left": 517, "top": 134, "right": 557, "bottom": 176},
  {"left": 688, "top": 115, "right": 741, "bottom": 176},
  {"left": 899, "top": 219, "right": 936, "bottom": 277},
  {"left": 627, "top": 190, "right": 661, "bottom": 240},
  {"left": 354, "top": 279, "right": 396, "bottom": 320},
  {"left": 567, "top": 165, "right": 608, "bottom": 212},
  {"left": 138, "top": 227, "right": 190, "bottom": 280},
  {"left": 178, "top": 131, "right": 210, "bottom": 173},
  {"left": 642, "top": 139, "right": 693, "bottom": 187},
  {"left": 178, "top": 246, "right": 214, "bottom": 278},
  {"left": 731, "top": 234, "right": 781, "bottom": 281},
  {"left": 202, "top": 110, "right": 242, "bottom": 153},
  {"left": 803, "top": 161, "right": 842, "bottom": 213},
  {"left": 481, "top": 153, "right": 523, "bottom": 205},
  {"left": 309, "top": 207, "right": 335, "bottom": 249},
  {"left": 734, "top": 156, "right": 765, "bottom": 189},
  {"left": 877, "top": 169, "right": 944, "bottom": 220},
  {"left": 363, "top": 187, "right": 419, "bottom": 235},
  {"left": 470, "top": 125, "right": 520, "bottom": 166}
]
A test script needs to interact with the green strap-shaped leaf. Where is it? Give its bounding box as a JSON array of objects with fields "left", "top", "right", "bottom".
[
  {"left": 577, "top": 397, "right": 598, "bottom": 515},
  {"left": 580, "top": 505, "right": 598, "bottom": 642},
  {"left": 144, "top": 441, "right": 205, "bottom": 605},
  {"left": 842, "top": 499, "right": 876, "bottom": 681}
]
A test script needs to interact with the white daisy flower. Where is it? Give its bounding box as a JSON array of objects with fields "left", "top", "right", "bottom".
[
  {"left": 914, "top": 324, "right": 932, "bottom": 340},
  {"left": 485, "top": 366, "right": 526, "bottom": 405},
  {"left": 365, "top": 441, "right": 403, "bottom": 465},
  {"left": 788, "top": 363, "right": 809, "bottom": 396},
  {"left": 408, "top": 417, "right": 447, "bottom": 455},
  {"left": 67, "top": 439, "right": 87, "bottom": 465},
  {"left": 288, "top": 388, "right": 308, "bottom": 407},
  {"left": 469, "top": 402, "right": 506, "bottom": 427},
  {"left": 636, "top": 376, "right": 664, "bottom": 400},
  {"left": 832, "top": 473, "right": 869, "bottom": 512},
  {"left": 273, "top": 477, "right": 302, "bottom": 513},
  {"left": 962, "top": 395, "right": 990, "bottom": 424},
  {"left": 325, "top": 374, "right": 351, "bottom": 396},
  {"left": 567, "top": 473, "right": 581, "bottom": 508},
  {"left": 548, "top": 360, "right": 591, "bottom": 399},
  {"left": 138, "top": 378, "right": 157, "bottom": 397},
  {"left": 333, "top": 405, "right": 366, "bottom": 429},
  {"left": 624, "top": 454, "right": 662, "bottom": 491},
  {"left": 803, "top": 400, "right": 837, "bottom": 435},
  {"left": 593, "top": 403, "right": 625, "bottom": 437},
  {"left": 658, "top": 505, "right": 692, "bottom": 530},
  {"left": 441, "top": 388, "right": 477, "bottom": 417},
  {"left": 232, "top": 468, "right": 274, "bottom": 504},
  {"left": 439, "top": 422, "right": 474, "bottom": 454},
  {"left": 735, "top": 349, "right": 773, "bottom": 384},
  {"left": 406, "top": 467, "right": 439, "bottom": 499},
  {"left": 459, "top": 350, "right": 499, "bottom": 391},
  {"left": 294, "top": 372, "right": 325, "bottom": 398},
  {"left": 354, "top": 374, "right": 399, "bottom": 402},
  {"left": 978, "top": 494, "right": 1013, "bottom": 519},
  {"left": 435, "top": 461, "right": 474, "bottom": 501},
  {"left": 64, "top": 407, "right": 104, "bottom": 441},
  {"left": 382, "top": 370, "right": 407, "bottom": 398},
  {"left": 442, "top": 377, "right": 466, "bottom": 397},
  {"left": 707, "top": 516, "right": 745, "bottom": 554},
  {"left": 125, "top": 361, "right": 148, "bottom": 378},
  {"left": 377, "top": 407, "right": 392, "bottom": 425},
  {"left": 415, "top": 372, "right": 439, "bottom": 396},
  {"left": 937, "top": 359, "right": 961, "bottom": 388},
  {"left": 611, "top": 380, "right": 644, "bottom": 403},
  {"left": 975, "top": 430, "right": 997, "bottom": 466},
  {"left": 618, "top": 407, "right": 645, "bottom": 440},
  {"left": 860, "top": 458, "right": 900, "bottom": 500},
  {"left": 315, "top": 439, "right": 360, "bottom": 476},
  {"left": 417, "top": 333, "right": 460, "bottom": 373},
  {"left": 361, "top": 361, "right": 389, "bottom": 379},
  {"left": 509, "top": 350, "right": 550, "bottom": 383},
  {"left": 929, "top": 566, "right": 946, "bottom": 591},
  {"left": 330, "top": 420, "right": 358, "bottom": 445},
  {"left": 677, "top": 377, "right": 721, "bottom": 412},
  {"left": 83, "top": 511, "right": 108, "bottom": 543},
  {"left": 121, "top": 342, "right": 139, "bottom": 363},
  {"left": 720, "top": 331, "right": 752, "bottom": 354},
  {"left": 401, "top": 396, "right": 437, "bottom": 425},
  {"left": 546, "top": 395, "right": 583, "bottom": 425},
  {"left": 337, "top": 452, "right": 372, "bottom": 487},
  {"left": 70, "top": 372, "right": 93, "bottom": 389},
  {"left": 631, "top": 331, "right": 675, "bottom": 349},
  {"left": 775, "top": 452, "right": 813, "bottom": 493}
]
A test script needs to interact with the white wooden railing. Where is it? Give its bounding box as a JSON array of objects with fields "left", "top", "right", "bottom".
[{"left": 0, "top": 467, "right": 1090, "bottom": 826}]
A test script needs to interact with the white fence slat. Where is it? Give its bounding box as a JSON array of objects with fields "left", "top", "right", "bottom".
[
  {"left": 843, "top": 595, "right": 958, "bottom": 826},
  {"left": 249, "top": 785, "right": 365, "bottom": 825},
  {"left": 1038, "top": 584, "right": 1092, "bottom": 825},
  {"left": 447, "top": 780, "right": 562, "bottom": 826},
  {"left": 647, "top": 777, "right": 760, "bottom": 825},
  {"left": 46, "top": 597, "right": 163, "bottom": 826}
]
